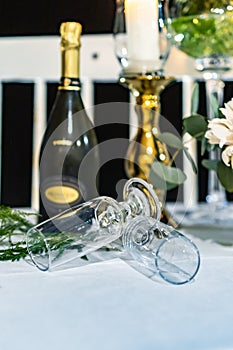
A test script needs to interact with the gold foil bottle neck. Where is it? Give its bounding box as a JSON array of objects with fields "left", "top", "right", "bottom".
[
  {"left": 60, "top": 22, "right": 82, "bottom": 49},
  {"left": 59, "top": 21, "right": 82, "bottom": 86}
]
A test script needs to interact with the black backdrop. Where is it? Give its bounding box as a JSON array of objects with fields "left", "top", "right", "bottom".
[{"left": 0, "top": 0, "right": 115, "bottom": 36}]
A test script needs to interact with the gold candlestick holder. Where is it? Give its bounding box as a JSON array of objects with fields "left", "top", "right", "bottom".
[{"left": 119, "top": 73, "right": 176, "bottom": 225}]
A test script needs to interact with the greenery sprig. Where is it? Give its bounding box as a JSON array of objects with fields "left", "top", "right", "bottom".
[
  {"left": 0, "top": 206, "right": 85, "bottom": 263},
  {"left": 149, "top": 130, "right": 197, "bottom": 191},
  {"left": 0, "top": 206, "right": 35, "bottom": 261}
]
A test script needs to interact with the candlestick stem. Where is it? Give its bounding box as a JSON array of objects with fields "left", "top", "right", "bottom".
[{"left": 120, "top": 74, "right": 176, "bottom": 225}]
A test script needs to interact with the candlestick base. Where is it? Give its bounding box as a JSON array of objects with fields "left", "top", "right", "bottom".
[
  {"left": 119, "top": 73, "right": 174, "bottom": 100},
  {"left": 119, "top": 73, "right": 176, "bottom": 226}
]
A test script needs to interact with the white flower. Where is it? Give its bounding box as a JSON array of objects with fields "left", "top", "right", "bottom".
[
  {"left": 220, "top": 98, "right": 233, "bottom": 124},
  {"left": 205, "top": 98, "right": 233, "bottom": 148},
  {"left": 205, "top": 129, "right": 221, "bottom": 145},
  {"left": 222, "top": 145, "right": 233, "bottom": 169}
]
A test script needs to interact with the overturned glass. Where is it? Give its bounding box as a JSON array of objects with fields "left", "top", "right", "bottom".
[
  {"left": 123, "top": 215, "right": 200, "bottom": 285},
  {"left": 26, "top": 178, "right": 161, "bottom": 271},
  {"left": 27, "top": 177, "right": 200, "bottom": 284}
]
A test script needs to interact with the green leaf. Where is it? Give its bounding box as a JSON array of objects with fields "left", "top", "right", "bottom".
[
  {"left": 217, "top": 162, "right": 233, "bottom": 192},
  {"left": 201, "top": 137, "right": 208, "bottom": 156},
  {"left": 191, "top": 83, "right": 199, "bottom": 114},
  {"left": 202, "top": 159, "right": 219, "bottom": 171},
  {"left": 156, "top": 132, "right": 184, "bottom": 149},
  {"left": 149, "top": 171, "right": 178, "bottom": 191},
  {"left": 183, "top": 114, "right": 208, "bottom": 140},
  {"left": 184, "top": 147, "right": 197, "bottom": 174},
  {"left": 149, "top": 161, "right": 187, "bottom": 190},
  {"left": 209, "top": 94, "right": 220, "bottom": 118}
]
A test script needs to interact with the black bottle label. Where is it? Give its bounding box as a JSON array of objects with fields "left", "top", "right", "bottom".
[{"left": 58, "top": 77, "right": 81, "bottom": 91}]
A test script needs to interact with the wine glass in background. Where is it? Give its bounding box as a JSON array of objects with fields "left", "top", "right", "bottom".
[
  {"left": 114, "top": 0, "right": 171, "bottom": 75},
  {"left": 169, "top": 0, "right": 233, "bottom": 221}
]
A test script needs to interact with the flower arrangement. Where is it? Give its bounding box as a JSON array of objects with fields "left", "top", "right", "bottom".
[
  {"left": 205, "top": 99, "right": 233, "bottom": 168},
  {"left": 184, "top": 86, "right": 233, "bottom": 193},
  {"left": 149, "top": 84, "right": 233, "bottom": 193}
]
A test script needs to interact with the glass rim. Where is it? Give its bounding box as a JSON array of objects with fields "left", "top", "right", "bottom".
[
  {"left": 26, "top": 228, "right": 50, "bottom": 271},
  {"left": 155, "top": 233, "right": 201, "bottom": 285}
]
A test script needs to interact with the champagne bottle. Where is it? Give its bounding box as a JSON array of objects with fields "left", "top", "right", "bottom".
[{"left": 39, "top": 22, "right": 99, "bottom": 221}]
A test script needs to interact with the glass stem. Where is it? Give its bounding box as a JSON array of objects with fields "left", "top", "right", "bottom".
[{"left": 204, "top": 74, "right": 227, "bottom": 208}]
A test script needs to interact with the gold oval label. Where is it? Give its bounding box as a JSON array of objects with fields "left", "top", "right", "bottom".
[
  {"left": 45, "top": 186, "right": 79, "bottom": 204},
  {"left": 53, "top": 139, "right": 73, "bottom": 146}
]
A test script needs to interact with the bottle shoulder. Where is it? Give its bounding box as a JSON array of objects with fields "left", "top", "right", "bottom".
[
  {"left": 46, "top": 89, "right": 94, "bottom": 127},
  {"left": 40, "top": 89, "right": 98, "bottom": 151},
  {"left": 50, "top": 90, "right": 85, "bottom": 115}
]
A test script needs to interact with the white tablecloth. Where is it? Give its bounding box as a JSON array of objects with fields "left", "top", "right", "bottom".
[{"left": 1, "top": 234, "right": 233, "bottom": 350}]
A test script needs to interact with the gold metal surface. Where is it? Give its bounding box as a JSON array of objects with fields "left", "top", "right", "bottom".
[
  {"left": 45, "top": 185, "right": 79, "bottom": 204},
  {"left": 120, "top": 74, "right": 176, "bottom": 225},
  {"left": 59, "top": 22, "right": 82, "bottom": 82},
  {"left": 60, "top": 22, "right": 82, "bottom": 48},
  {"left": 122, "top": 74, "right": 174, "bottom": 181}
]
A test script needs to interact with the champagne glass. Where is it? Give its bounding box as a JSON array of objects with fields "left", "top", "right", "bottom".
[
  {"left": 26, "top": 178, "right": 161, "bottom": 271},
  {"left": 123, "top": 215, "right": 200, "bottom": 284},
  {"left": 169, "top": 0, "right": 233, "bottom": 218}
]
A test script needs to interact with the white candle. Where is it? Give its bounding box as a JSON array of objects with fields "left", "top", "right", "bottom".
[{"left": 125, "top": 0, "right": 160, "bottom": 73}]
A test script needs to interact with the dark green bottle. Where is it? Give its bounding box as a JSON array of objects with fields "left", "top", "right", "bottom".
[{"left": 39, "top": 22, "right": 99, "bottom": 221}]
